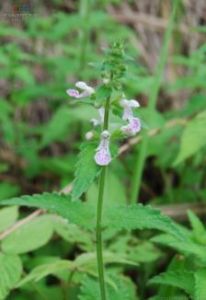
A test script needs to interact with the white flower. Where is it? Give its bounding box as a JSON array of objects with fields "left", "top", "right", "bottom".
[
  {"left": 94, "top": 130, "right": 112, "bottom": 166},
  {"left": 120, "top": 98, "right": 141, "bottom": 136},
  {"left": 120, "top": 99, "right": 140, "bottom": 121},
  {"left": 66, "top": 81, "right": 94, "bottom": 99},
  {"left": 91, "top": 107, "right": 105, "bottom": 127}
]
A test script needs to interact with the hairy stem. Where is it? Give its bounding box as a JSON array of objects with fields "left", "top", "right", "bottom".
[
  {"left": 96, "top": 167, "right": 107, "bottom": 300},
  {"left": 96, "top": 97, "right": 110, "bottom": 300},
  {"left": 130, "top": 0, "right": 180, "bottom": 204}
]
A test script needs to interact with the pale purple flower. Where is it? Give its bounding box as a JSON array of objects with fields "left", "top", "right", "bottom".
[
  {"left": 91, "top": 107, "right": 105, "bottom": 127},
  {"left": 66, "top": 81, "right": 94, "bottom": 99},
  {"left": 121, "top": 117, "right": 141, "bottom": 136},
  {"left": 120, "top": 99, "right": 141, "bottom": 136},
  {"left": 120, "top": 99, "right": 140, "bottom": 121},
  {"left": 94, "top": 130, "right": 112, "bottom": 166}
]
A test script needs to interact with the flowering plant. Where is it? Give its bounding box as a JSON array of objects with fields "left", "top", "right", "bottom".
[{"left": 66, "top": 42, "right": 142, "bottom": 299}]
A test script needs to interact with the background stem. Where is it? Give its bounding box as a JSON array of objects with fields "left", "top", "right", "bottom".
[
  {"left": 130, "top": 0, "right": 180, "bottom": 204},
  {"left": 96, "top": 96, "right": 110, "bottom": 300}
]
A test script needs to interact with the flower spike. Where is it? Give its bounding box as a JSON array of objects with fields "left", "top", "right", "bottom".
[{"left": 94, "top": 130, "right": 112, "bottom": 166}]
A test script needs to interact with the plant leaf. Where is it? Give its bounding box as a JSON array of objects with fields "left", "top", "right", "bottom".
[
  {"left": 0, "top": 193, "right": 95, "bottom": 229},
  {"left": 194, "top": 268, "right": 206, "bottom": 300},
  {"left": 0, "top": 253, "right": 22, "bottom": 300},
  {"left": 0, "top": 206, "right": 18, "bottom": 232},
  {"left": 0, "top": 195, "right": 183, "bottom": 239},
  {"left": 106, "top": 204, "right": 183, "bottom": 239},
  {"left": 2, "top": 215, "right": 54, "bottom": 254},
  {"left": 79, "top": 274, "right": 137, "bottom": 300},
  {"left": 152, "top": 233, "right": 206, "bottom": 262},
  {"left": 17, "top": 252, "right": 135, "bottom": 287},
  {"left": 149, "top": 271, "right": 194, "bottom": 296},
  {"left": 72, "top": 142, "right": 99, "bottom": 200},
  {"left": 174, "top": 110, "right": 206, "bottom": 164}
]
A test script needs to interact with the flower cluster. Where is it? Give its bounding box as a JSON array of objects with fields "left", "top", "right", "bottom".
[{"left": 67, "top": 81, "right": 141, "bottom": 166}]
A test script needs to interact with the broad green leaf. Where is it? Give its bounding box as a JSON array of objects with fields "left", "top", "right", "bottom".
[
  {"left": 152, "top": 233, "right": 206, "bottom": 262},
  {"left": 72, "top": 142, "right": 99, "bottom": 200},
  {"left": 0, "top": 206, "right": 18, "bottom": 232},
  {"left": 0, "top": 194, "right": 183, "bottom": 238},
  {"left": 0, "top": 253, "right": 22, "bottom": 300},
  {"left": 187, "top": 210, "right": 206, "bottom": 244},
  {"left": 2, "top": 215, "right": 53, "bottom": 254},
  {"left": 107, "top": 204, "right": 183, "bottom": 239},
  {"left": 188, "top": 210, "right": 205, "bottom": 234},
  {"left": 79, "top": 275, "right": 137, "bottom": 300},
  {"left": 72, "top": 251, "right": 136, "bottom": 270},
  {"left": 0, "top": 193, "right": 95, "bottom": 229},
  {"left": 194, "top": 269, "right": 206, "bottom": 300},
  {"left": 17, "top": 259, "right": 72, "bottom": 286},
  {"left": 149, "top": 271, "right": 194, "bottom": 296},
  {"left": 174, "top": 110, "right": 206, "bottom": 164},
  {"left": 54, "top": 218, "right": 93, "bottom": 251},
  {"left": 18, "top": 252, "right": 135, "bottom": 287}
]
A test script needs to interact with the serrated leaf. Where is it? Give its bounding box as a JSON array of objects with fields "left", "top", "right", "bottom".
[
  {"left": 188, "top": 210, "right": 205, "bottom": 234},
  {"left": 72, "top": 142, "right": 99, "bottom": 200},
  {"left": 194, "top": 268, "right": 206, "bottom": 300},
  {"left": 79, "top": 274, "right": 137, "bottom": 300},
  {"left": 149, "top": 271, "right": 194, "bottom": 296},
  {"left": 17, "top": 259, "right": 72, "bottom": 287},
  {"left": 152, "top": 233, "right": 206, "bottom": 261},
  {"left": 0, "top": 195, "right": 183, "bottom": 239},
  {"left": 106, "top": 204, "right": 183, "bottom": 239},
  {"left": 2, "top": 215, "right": 53, "bottom": 254},
  {"left": 54, "top": 219, "right": 93, "bottom": 251},
  {"left": 73, "top": 251, "right": 136, "bottom": 270},
  {"left": 0, "top": 193, "right": 95, "bottom": 229},
  {"left": 0, "top": 253, "right": 22, "bottom": 300},
  {"left": 17, "top": 252, "right": 135, "bottom": 287},
  {"left": 0, "top": 206, "right": 18, "bottom": 232},
  {"left": 174, "top": 110, "right": 206, "bottom": 164}
]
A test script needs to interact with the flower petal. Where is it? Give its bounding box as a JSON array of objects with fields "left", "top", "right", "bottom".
[
  {"left": 129, "top": 100, "right": 140, "bottom": 108},
  {"left": 121, "top": 117, "right": 141, "bottom": 136},
  {"left": 75, "top": 81, "right": 88, "bottom": 90},
  {"left": 94, "top": 130, "right": 112, "bottom": 166},
  {"left": 66, "top": 89, "right": 80, "bottom": 98},
  {"left": 95, "top": 149, "right": 112, "bottom": 166}
]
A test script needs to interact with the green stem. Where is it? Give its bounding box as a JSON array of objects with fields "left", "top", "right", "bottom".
[
  {"left": 130, "top": 0, "right": 179, "bottom": 204},
  {"left": 96, "top": 97, "right": 110, "bottom": 300},
  {"left": 96, "top": 167, "right": 107, "bottom": 300}
]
